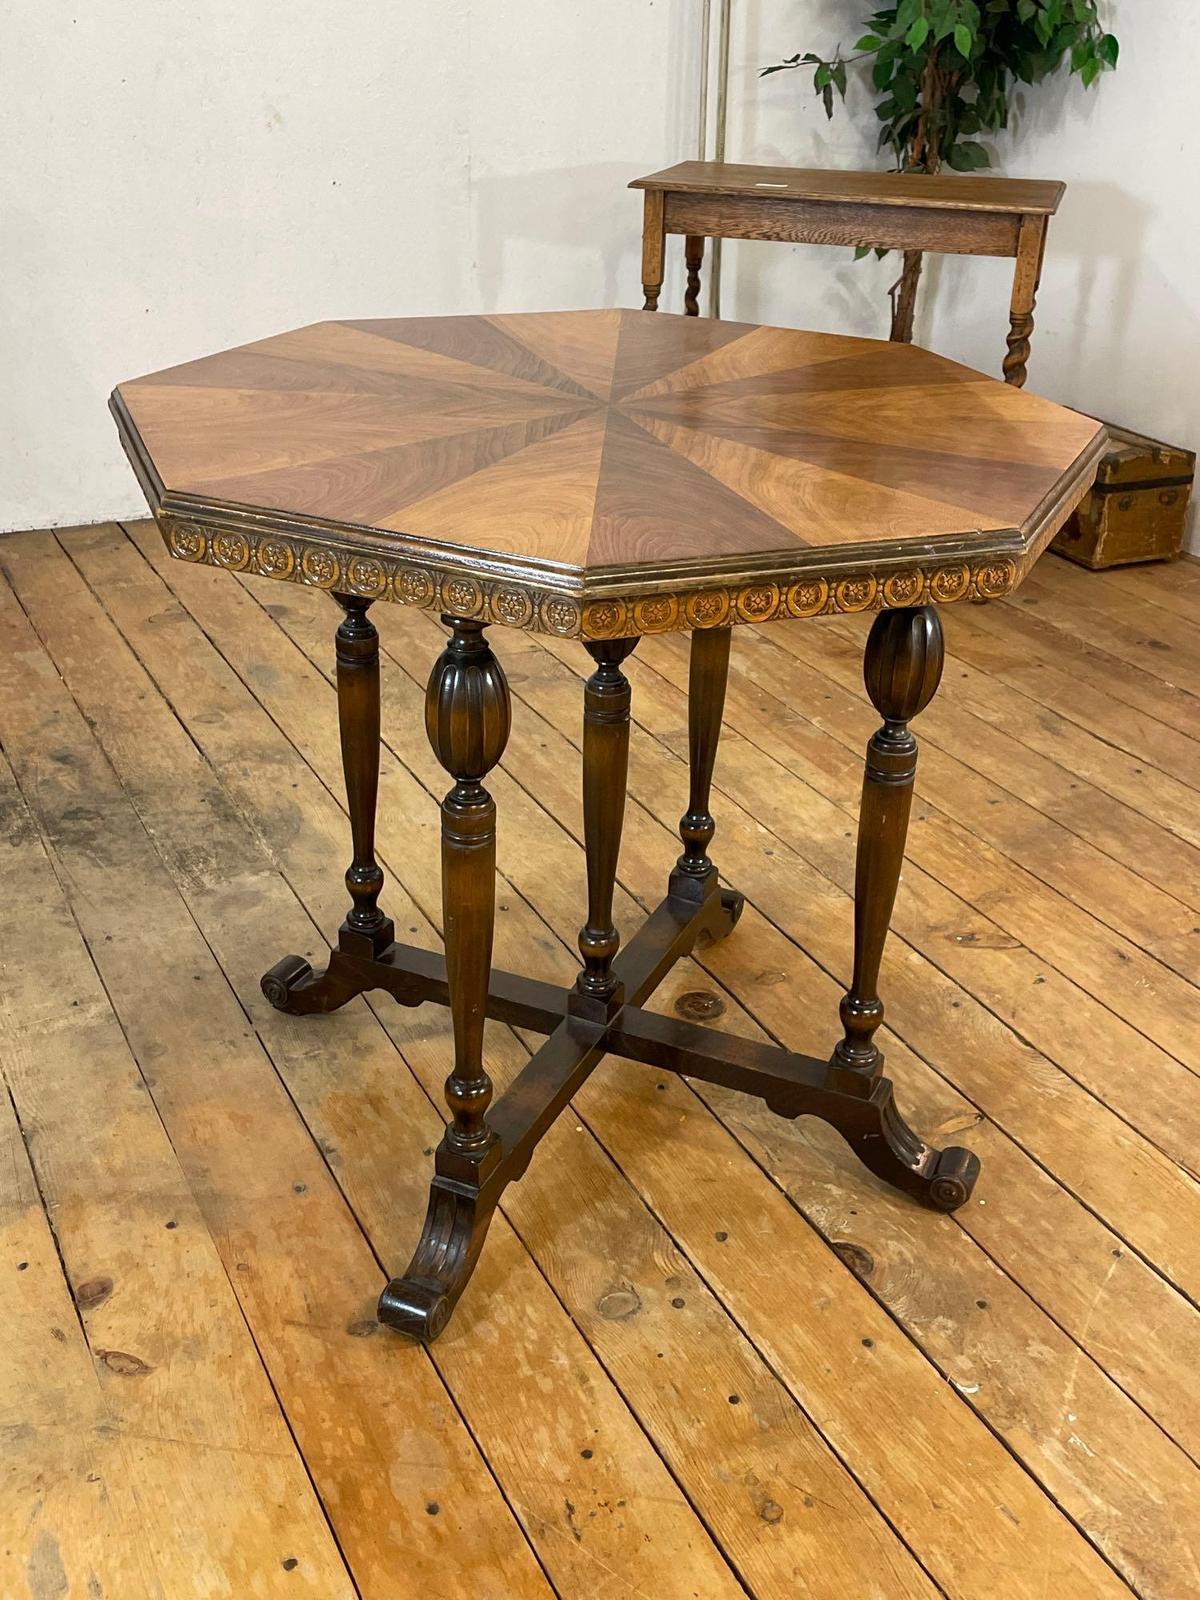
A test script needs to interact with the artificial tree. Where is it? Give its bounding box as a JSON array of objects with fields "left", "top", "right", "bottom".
[{"left": 765, "top": 0, "right": 1119, "bottom": 340}]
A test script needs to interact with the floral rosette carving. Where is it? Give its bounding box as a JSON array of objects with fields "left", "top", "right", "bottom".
[
  {"left": 301, "top": 547, "right": 341, "bottom": 588},
  {"left": 166, "top": 521, "right": 207, "bottom": 563}
]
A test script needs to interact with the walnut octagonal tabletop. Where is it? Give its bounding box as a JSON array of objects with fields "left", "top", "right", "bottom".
[{"left": 111, "top": 308, "right": 1105, "bottom": 639}]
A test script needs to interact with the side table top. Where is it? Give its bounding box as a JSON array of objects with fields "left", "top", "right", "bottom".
[
  {"left": 112, "top": 309, "right": 1103, "bottom": 640},
  {"left": 630, "top": 162, "right": 1065, "bottom": 217}
]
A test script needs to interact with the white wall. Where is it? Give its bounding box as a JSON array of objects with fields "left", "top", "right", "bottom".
[
  {"left": 4, "top": 1, "right": 1196, "bottom": 551},
  {"left": 1, "top": 0, "right": 698, "bottom": 531}
]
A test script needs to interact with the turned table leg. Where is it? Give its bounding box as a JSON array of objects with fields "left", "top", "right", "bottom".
[
  {"left": 1004, "top": 214, "right": 1047, "bottom": 388},
  {"left": 670, "top": 627, "right": 744, "bottom": 935},
  {"left": 641, "top": 191, "right": 665, "bottom": 311},
  {"left": 832, "top": 605, "right": 943, "bottom": 1078},
  {"left": 684, "top": 236, "right": 705, "bottom": 316},
  {"left": 261, "top": 591, "right": 393, "bottom": 1012},
  {"left": 821, "top": 604, "right": 978, "bottom": 1207},
  {"left": 334, "top": 594, "right": 393, "bottom": 952},
  {"left": 427, "top": 616, "right": 511, "bottom": 1153},
  {"left": 379, "top": 615, "right": 511, "bottom": 1341},
  {"left": 574, "top": 639, "right": 638, "bottom": 1019}
]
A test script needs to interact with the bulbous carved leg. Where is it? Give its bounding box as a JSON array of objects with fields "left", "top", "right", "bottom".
[
  {"left": 671, "top": 627, "right": 743, "bottom": 943},
  {"left": 378, "top": 615, "right": 510, "bottom": 1342},
  {"left": 833, "top": 606, "right": 943, "bottom": 1077},
  {"left": 574, "top": 639, "right": 637, "bottom": 1020},
  {"left": 833, "top": 1079, "right": 980, "bottom": 1212},
  {"left": 684, "top": 236, "right": 704, "bottom": 316},
  {"left": 262, "top": 592, "right": 394, "bottom": 1014}
]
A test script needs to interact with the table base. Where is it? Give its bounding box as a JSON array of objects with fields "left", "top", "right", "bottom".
[{"left": 260, "top": 595, "right": 980, "bottom": 1345}]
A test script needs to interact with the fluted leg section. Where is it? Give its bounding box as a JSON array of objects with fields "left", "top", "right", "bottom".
[
  {"left": 832, "top": 606, "right": 943, "bottom": 1076},
  {"left": 574, "top": 639, "right": 637, "bottom": 1019},
  {"left": 684, "top": 236, "right": 705, "bottom": 316}
]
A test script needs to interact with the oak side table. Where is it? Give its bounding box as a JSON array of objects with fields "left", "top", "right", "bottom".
[
  {"left": 632, "top": 161, "right": 1065, "bottom": 387},
  {"left": 112, "top": 310, "right": 1104, "bottom": 1344}
]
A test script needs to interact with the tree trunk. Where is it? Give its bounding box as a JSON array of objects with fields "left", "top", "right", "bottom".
[
  {"left": 889, "top": 250, "right": 924, "bottom": 342},
  {"left": 887, "top": 50, "right": 947, "bottom": 344}
]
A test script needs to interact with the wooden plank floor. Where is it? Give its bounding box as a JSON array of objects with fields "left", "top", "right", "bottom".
[{"left": 2, "top": 521, "right": 1198, "bottom": 1600}]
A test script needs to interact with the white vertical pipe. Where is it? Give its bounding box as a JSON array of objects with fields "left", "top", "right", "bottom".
[
  {"left": 697, "top": 0, "right": 712, "bottom": 159},
  {"left": 709, "top": 0, "right": 732, "bottom": 317}
]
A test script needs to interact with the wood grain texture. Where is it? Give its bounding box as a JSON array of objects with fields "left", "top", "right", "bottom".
[
  {"left": 663, "top": 191, "right": 1021, "bottom": 256},
  {"left": 631, "top": 161, "right": 1066, "bottom": 215},
  {"left": 8, "top": 522, "right": 1199, "bottom": 1599},
  {"left": 111, "top": 310, "right": 1104, "bottom": 635},
  {"left": 57, "top": 526, "right": 749, "bottom": 1600},
  {"left": 634, "top": 162, "right": 1065, "bottom": 387}
]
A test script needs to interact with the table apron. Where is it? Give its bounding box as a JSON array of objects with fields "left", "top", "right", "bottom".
[{"left": 663, "top": 191, "right": 1022, "bottom": 258}]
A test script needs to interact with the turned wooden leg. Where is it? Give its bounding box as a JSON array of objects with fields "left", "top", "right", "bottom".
[
  {"left": 832, "top": 605, "right": 943, "bottom": 1076},
  {"left": 573, "top": 639, "right": 637, "bottom": 1019},
  {"left": 1003, "top": 214, "right": 1047, "bottom": 388},
  {"left": 378, "top": 615, "right": 510, "bottom": 1342},
  {"left": 684, "top": 236, "right": 705, "bottom": 316},
  {"left": 427, "top": 616, "right": 511, "bottom": 1152},
  {"left": 641, "top": 191, "right": 665, "bottom": 311},
  {"left": 334, "top": 594, "right": 392, "bottom": 949},
  {"left": 261, "top": 592, "right": 393, "bottom": 1013},
  {"left": 670, "top": 627, "right": 744, "bottom": 937}
]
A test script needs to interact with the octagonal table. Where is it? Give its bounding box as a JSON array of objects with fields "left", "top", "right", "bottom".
[{"left": 112, "top": 309, "right": 1105, "bottom": 1343}]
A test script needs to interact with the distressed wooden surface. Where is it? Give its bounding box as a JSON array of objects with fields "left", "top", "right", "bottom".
[
  {"left": 2, "top": 521, "right": 1198, "bottom": 1600},
  {"left": 630, "top": 162, "right": 1065, "bottom": 215}
]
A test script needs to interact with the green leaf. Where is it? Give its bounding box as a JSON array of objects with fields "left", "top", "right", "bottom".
[
  {"left": 896, "top": 0, "right": 923, "bottom": 32},
  {"left": 854, "top": 245, "right": 873, "bottom": 260},
  {"left": 906, "top": 17, "right": 931, "bottom": 48},
  {"left": 954, "top": 23, "right": 974, "bottom": 58},
  {"left": 1099, "top": 32, "right": 1119, "bottom": 66},
  {"left": 855, "top": 33, "right": 883, "bottom": 50},
  {"left": 1081, "top": 56, "right": 1101, "bottom": 86},
  {"left": 945, "top": 140, "right": 989, "bottom": 170}
]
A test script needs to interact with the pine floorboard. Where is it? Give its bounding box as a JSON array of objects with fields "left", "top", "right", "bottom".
[{"left": 2, "top": 521, "right": 1198, "bottom": 1600}]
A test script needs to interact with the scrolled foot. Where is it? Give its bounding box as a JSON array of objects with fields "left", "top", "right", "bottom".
[
  {"left": 376, "top": 1277, "right": 451, "bottom": 1344},
  {"left": 719, "top": 887, "right": 745, "bottom": 931},
  {"left": 834, "top": 1078, "right": 981, "bottom": 1212},
  {"left": 927, "top": 1146, "right": 981, "bottom": 1213},
  {"left": 377, "top": 1178, "right": 498, "bottom": 1345},
  {"left": 260, "top": 950, "right": 362, "bottom": 1015}
]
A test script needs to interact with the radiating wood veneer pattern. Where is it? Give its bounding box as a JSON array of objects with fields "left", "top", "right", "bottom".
[{"left": 112, "top": 311, "right": 1103, "bottom": 638}]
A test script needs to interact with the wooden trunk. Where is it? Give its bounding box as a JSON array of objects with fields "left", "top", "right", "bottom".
[{"left": 1052, "top": 423, "right": 1195, "bottom": 569}]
